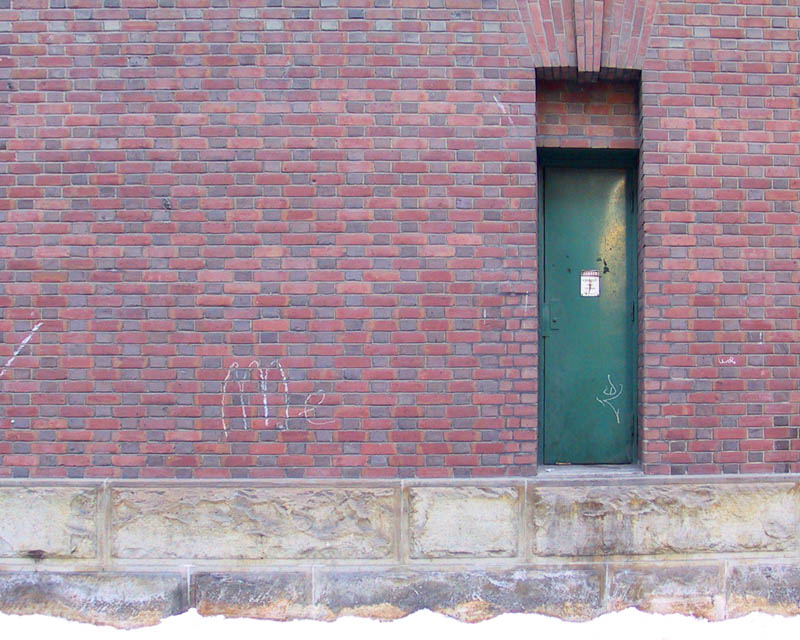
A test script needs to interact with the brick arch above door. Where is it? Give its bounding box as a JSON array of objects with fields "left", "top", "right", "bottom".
[{"left": 515, "top": 0, "right": 661, "bottom": 77}]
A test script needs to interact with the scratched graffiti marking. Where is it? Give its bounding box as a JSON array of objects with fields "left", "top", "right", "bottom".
[
  {"left": 221, "top": 359, "right": 332, "bottom": 432},
  {"left": 0, "top": 321, "right": 43, "bottom": 422},
  {"left": 0, "top": 321, "right": 43, "bottom": 384},
  {"left": 596, "top": 374, "right": 623, "bottom": 424}
]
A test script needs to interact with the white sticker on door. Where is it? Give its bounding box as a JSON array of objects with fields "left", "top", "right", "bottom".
[{"left": 580, "top": 269, "right": 601, "bottom": 297}]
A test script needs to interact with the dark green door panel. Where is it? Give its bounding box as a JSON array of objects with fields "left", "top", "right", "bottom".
[{"left": 541, "top": 167, "right": 636, "bottom": 465}]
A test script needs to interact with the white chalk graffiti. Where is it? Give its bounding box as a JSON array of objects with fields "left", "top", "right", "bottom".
[
  {"left": 596, "top": 374, "right": 623, "bottom": 424},
  {"left": 0, "top": 321, "right": 43, "bottom": 383},
  {"left": 492, "top": 94, "right": 508, "bottom": 114},
  {"left": 221, "top": 359, "right": 332, "bottom": 431}
]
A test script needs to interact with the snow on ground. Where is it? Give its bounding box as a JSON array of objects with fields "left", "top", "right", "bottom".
[{"left": 2, "top": 608, "right": 800, "bottom": 640}]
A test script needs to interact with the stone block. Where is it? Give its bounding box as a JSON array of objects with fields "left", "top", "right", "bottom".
[
  {"left": 528, "top": 482, "right": 799, "bottom": 557},
  {"left": 727, "top": 562, "right": 800, "bottom": 617},
  {"left": 408, "top": 486, "right": 520, "bottom": 558},
  {"left": 607, "top": 564, "right": 723, "bottom": 619},
  {"left": 0, "top": 486, "right": 97, "bottom": 559},
  {"left": 192, "top": 572, "right": 315, "bottom": 620},
  {"left": 0, "top": 572, "right": 186, "bottom": 628},
  {"left": 112, "top": 487, "right": 397, "bottom": 559},
  {"left": 315, "top": 567, "right": 604, "bottom": 621}
]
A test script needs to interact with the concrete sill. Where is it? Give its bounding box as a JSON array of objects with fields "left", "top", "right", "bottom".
[{"left": 539, "top": 464, "right": 644, "bottom": 479}]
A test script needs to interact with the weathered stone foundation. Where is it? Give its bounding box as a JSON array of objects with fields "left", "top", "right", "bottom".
[{"left": 1, "top": 474, "right": 799, "bottom": 627}]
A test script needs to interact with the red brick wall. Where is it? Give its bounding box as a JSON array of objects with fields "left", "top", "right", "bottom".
[
  {"left": 0, "top": 0, "right": 538, "bottom": 479},
  {"left": 0, "top": 0, "right": 798, "bottom": 478},
  {"left": 536, "top": 79, "right": 639, "bottom": 148},
  {"left": 640, "top": 0, "right": 800, "bottom": 474}
]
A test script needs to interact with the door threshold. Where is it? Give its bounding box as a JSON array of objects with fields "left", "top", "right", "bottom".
[{"left": 540, "top": 464, "right": 642, "bottom": 478}]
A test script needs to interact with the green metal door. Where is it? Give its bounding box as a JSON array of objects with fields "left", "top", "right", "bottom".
[{"left": 541, "top": 166, "right": 636, "bottom": 464}]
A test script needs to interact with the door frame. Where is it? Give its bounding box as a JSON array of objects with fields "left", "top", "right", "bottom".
[{"left": 536, "top": 148, "right": 640, "bottom": 465}]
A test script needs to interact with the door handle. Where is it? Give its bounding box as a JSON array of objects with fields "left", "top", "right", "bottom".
[
  {"left": 549, "top": 300, "right": 563, "bottom": 331},
  {"left": 541, "top": 301, "right": 562, "bottom": 336}
]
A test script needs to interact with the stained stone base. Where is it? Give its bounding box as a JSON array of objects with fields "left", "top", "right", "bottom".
[
  {"left": 607, "top": 564, "right": 724, "bottom": 619},
  {"left": 0, "top": 572, "right": 187, "bottom": 628},
  {"left": 194, "top": 567, "right": 603, "bottom": 622},
  {"left": 193, "top": 571, "right": 315, "bottom": 621},
  {"left": 314, "top": 567, "right": 604, "bottom": 622},
  {"left": 0, "top": 476, "right": 799, "bottom": 626},
  {"left": 3, "top": 563, "right": 800, "bottom": 627},
  {"left": 727, "top": 563, "right": 800, "bottom": 618}
]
